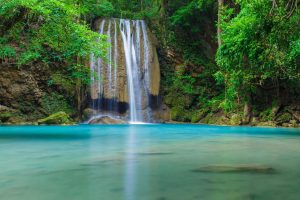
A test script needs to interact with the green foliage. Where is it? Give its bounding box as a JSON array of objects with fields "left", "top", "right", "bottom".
[
  {"left": 216, "top": 0, "right": 300, "bottom": 110},
  {"left": 0, "top": 45, "right": 16, "bottom": 59},
  {"left": 170, "top": 0, "right": 214, "bottom": 27},
  {"left": 259, "top": 108, "right": 274, "bottom": 122},
  {"left": 276, "top": 113, "right": 292, "bottom": 124},
  {"left": 0, "top": 0, "right": 107, "bottom": 73},
  {"left": 41, "top": 92, "right": 75, "bottom": 115},
  {"left": 84, "top": 0, "right": 115, "bottom": 18}
]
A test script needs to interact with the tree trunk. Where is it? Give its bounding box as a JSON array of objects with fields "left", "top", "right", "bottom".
[
  {"left": 218, "top": 0, "right": 224, "bottom": 47},
  {"left": 243, "top": 94, "right": 252, "bottom": 124}
]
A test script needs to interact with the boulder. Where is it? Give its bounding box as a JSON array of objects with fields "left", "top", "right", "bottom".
[
  {"left": 38, "top": 112, "right": 73, "bottom": 125},
  {"left": 152, "top": 104, "right": 171, "bottom": 122},
  {"left": 88, "top": 116, "right": 126, "bottom": 124},
  {"left": 82, "top": 108, "right": 96, "bottom": 120}
]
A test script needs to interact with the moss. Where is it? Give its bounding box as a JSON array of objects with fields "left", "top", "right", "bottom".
[
  {"left": 170, "top": 107, "right": 191, "bottom": 122},
  {"left": 191, "top": 109, "right": 209, "bottom": 123},
  {"left": 200, "top": 113, "right": 214, "bottom": 124},
  {"left": 37, "top": 111, "right": 73, "bottom": 125}
]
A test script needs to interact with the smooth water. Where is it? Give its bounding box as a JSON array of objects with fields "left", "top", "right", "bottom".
[{"left": 0, "top": 125, "right": 300, "bottom": 200}]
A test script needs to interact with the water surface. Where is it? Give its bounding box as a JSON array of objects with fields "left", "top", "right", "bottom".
[{"left": 0, "top": 125, "right": 300, "bottom": 200}]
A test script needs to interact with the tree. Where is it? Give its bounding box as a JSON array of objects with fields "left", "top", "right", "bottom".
[{"left": 215, "top": 0, "right": 300, "bottom": 112}]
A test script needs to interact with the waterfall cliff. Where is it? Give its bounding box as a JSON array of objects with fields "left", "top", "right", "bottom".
[{"left": 89, "top": 18, "right": 160, "bottom": 123}]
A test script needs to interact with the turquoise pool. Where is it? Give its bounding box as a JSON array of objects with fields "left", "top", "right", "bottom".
[{"left": 0, "top": 125, "right": 300, "bottom": 200}]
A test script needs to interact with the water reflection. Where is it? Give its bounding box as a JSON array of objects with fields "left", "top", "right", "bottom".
[{"left": 124, "top": 125, "right": 138, "bottom": 200}]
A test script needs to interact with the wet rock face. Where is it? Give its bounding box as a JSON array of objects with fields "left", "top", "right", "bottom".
[
  {"left": 152, "top": 104, "right": 171, "bottom": 122},
  {"left": 0, "top": 65, "right": 43, "bottom": 113},
  {"left": 0, "top": 63, "right": 77, "bottom": 124}
]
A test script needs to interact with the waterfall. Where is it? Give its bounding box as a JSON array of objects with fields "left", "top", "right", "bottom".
[
  {"left": 113, "top": 19, "right": 118, "bottom": 111},
  {"left": 90, "top": 18, "right": 158, "bottom": 123}
]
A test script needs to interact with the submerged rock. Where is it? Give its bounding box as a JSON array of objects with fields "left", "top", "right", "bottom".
[
  {"left": 133, "top": 152, "right": 174, "bottom": 156},
  {"left": 38, "top": 112, "right": 73, "bottom": 125},
  {"left": 88, "top": 116, "right": 126, "bottom": 124},
  {"left": 191, "top": 165, "right": 276, "bottom": 174}
]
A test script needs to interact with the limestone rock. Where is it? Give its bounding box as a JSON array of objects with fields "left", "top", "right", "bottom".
[
  {"left": 82, "top": 108, "right": 96, "bottom": 120},
  {"left": 149, "top": 30, "right": 160, "bottom": 97},
  {"left": 88, "top": 116, "right": 126, "bottom": 124},
  {"left": 152, "top": 104, "right": 171, "bottom": 122},
  {"left": 0, "top": 66, "right": 43, "bottom": 113}
]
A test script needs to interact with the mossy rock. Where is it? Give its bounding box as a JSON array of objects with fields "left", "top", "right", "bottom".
[
  {"left": 82, "top": 108, "right": 95, "bottom": 120},
  {"left": 200, "top": 113, "right": 214, "bottom": 124},
  {"left": 38, "top": 112, "right": 73, "bottom": 125},
  {"left": 230, "top": 114, "right": 243, "bottom": 126},
  {"left": 170, "top": 107, "right": 191, "bottom": 122},
  {"left": 191, "top": 109, "right": 209, "bottom": 123}
]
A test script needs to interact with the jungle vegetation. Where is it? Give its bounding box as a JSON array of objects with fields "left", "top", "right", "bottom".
[{"left": 0, "top": 0, "right": 299, "bottom": 124}]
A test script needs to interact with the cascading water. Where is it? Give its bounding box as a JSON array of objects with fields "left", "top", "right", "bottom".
[{"left": 90, "top": 19, "right": 158, "bottom": 123}]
